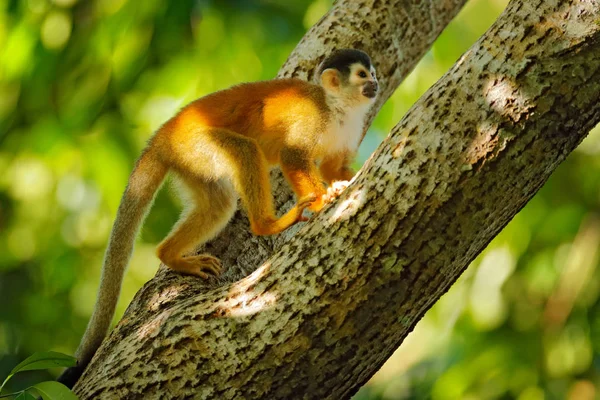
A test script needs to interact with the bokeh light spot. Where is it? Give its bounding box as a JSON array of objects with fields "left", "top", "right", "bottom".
[
  {"left": 41, "top": 11, "right": 72, "bottom": 50},
  {"left": 9, "top": 157, "right": 54, "bottom": 200},
  {"left": 7, "top": 226, "right": 37, "bottom": 260}
]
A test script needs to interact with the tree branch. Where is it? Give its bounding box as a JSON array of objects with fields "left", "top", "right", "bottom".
[{"left": 71, "top": 0, "right": 600, "bottom": 398}]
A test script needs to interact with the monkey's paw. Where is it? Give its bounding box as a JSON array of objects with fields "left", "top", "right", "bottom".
[
  {"left": 178, "top": 254, "right": 222, "bottom": 279},
  {"left": 297, "top": 194, "right": 317, "bottom": 220},
  {"left": 323, "top": 180, "right": 351, "bottom": 204}
]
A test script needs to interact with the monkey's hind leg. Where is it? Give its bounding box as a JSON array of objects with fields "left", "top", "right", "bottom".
[{"left": 156, "top": 177, "right": 236, "bottom": 278}]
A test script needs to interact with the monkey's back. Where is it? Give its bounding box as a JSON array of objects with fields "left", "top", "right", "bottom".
[
  {"left": 154, "top": 79, "right": 332, "bottom": 169},
  {"left": 196, "top": 78, "right": 328, "bottom": 133}
]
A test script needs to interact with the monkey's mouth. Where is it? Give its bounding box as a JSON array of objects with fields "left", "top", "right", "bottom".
[{"left": 362, "top": 81, "right": 378, "bottom": 99}]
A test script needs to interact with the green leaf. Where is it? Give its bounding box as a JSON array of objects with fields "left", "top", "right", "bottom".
[
  {"left": 33, "top": 382, "right": 78, "bottom": 400},
  {"left": 15, "top": 391, "right": 37, "bottom": 400},
  {"left": 1, "top": 352, "right": 77, "bottom": 393},
  {"left": 10, "top": 352, "right": 76, "bottom": 375}
]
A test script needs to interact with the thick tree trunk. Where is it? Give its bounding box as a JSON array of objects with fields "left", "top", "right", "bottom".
[{"left": 74, "top": 0, "right": 600, "bottom": 399}]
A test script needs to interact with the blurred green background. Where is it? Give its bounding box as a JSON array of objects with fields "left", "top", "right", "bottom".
[{"left": 1, "top": 0, "right": 599, "bottom": 398}]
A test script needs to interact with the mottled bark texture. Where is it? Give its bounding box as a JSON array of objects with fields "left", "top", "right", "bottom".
[{"left": 75, "top": 0, "right": 600, "bottom": 399}]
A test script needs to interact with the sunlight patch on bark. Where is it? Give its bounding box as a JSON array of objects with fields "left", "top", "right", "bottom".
[
  {"left": 485, "top": 77, "right": 528, "bottom": 116},
  {"left": 229, "top": 263, "right": 271, "bottom": 294},
  {"left": 220, "top": 263, "right": 278, "bottom": 317},
  {"left": 228, "top": 291, "right": 278, "bottom": 317},
  {"left": 148, "top": 284, "right": 185, "bottom": 311},
  {"left": 136, "top": 309, "right": 172, "bottom": 339},
  {"left": 327, "top": 186, "right": 367, "bottom": 224}
]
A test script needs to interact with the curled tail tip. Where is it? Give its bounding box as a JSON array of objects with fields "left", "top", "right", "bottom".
[{"left": 57, "top": 364, "right": 85, "bottom": 389}]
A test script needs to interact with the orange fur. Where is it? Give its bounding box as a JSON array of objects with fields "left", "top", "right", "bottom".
[
  {"left": 152, "top": 79, "right": 331, "bottom": 261},
  {"left": 320, "top": 151, "right": 355, "bottom": 184}
]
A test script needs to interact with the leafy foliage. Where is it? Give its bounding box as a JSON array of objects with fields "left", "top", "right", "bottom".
[
  {"left": 33, "top": 381, "right": 77, "bottom": 400},
  {"left": 0, "top": 352, "right": 76, "bottom": 399},
  {"left": 0, "top": 0, "right": 599, "bottom": 399}
]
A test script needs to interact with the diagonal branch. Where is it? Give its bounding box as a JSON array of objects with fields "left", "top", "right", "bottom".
[{"left": 70, "top": 0, "right": 600, "bottom": 399}]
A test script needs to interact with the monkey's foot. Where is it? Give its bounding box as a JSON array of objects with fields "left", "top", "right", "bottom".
[{"left": 171, "top": 254, "right": 222, "bottom": 279}]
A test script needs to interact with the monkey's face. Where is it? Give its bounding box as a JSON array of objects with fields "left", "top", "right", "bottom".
[
  {"left": 347, "top": 63, "right": 378, "bottom": 103},
  {"left": 320, "top": 63, "right": 378, "bottom": 107},
  {"left": 318, "top": 49, "right": 378, "bottom": 107}
]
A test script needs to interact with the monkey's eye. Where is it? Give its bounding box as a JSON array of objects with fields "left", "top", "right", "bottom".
[{"left": 358, "top": 71, "right": 367, "bottom": 78}]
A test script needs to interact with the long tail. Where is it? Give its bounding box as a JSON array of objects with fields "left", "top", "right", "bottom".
[{"left": 58, "top": 147, "right": 168, "bottom": 388}]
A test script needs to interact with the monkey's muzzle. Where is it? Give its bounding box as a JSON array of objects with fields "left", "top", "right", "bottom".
[{"left": 362, "top": 81, "right": 378, "bottom": 99}]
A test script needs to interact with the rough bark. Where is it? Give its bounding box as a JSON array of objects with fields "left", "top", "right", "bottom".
[{"left": 74, "top": 0, "right": 600, "bottom": 399}]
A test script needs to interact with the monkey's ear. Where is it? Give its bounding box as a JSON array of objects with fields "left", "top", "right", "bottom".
[{"left": 320, "top": 68, "right": 341, "bottom": 92}]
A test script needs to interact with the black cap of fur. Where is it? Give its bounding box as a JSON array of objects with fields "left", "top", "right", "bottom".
[{"left": 317, "top": 49, "right": 372, "bottom": 77}]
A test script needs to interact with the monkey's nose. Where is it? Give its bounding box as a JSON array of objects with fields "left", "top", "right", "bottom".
[{"left": 362, "top": 81, "right": 378, "bottom": 98}]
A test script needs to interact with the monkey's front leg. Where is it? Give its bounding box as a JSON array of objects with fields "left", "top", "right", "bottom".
[
  {"left": 280, "top": 148, "right": 327, "bottom": 212},
  {"left": 319, "top": 152, "right": 356, "bottom": 206}
]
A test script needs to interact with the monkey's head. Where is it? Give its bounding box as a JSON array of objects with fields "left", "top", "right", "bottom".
[{"left": 317, "top": 49, "right": 378, "bottom": 106}]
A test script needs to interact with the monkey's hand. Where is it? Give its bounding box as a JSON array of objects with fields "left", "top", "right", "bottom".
[
  {"left": 308, "top": 181, "right": 349, "bottom": 213},
  {"left": 294, "top": 194, "right": 318, "bottom": 222},
  {"left": 322, "top": 180, "right": 351, "bottom": 205}
]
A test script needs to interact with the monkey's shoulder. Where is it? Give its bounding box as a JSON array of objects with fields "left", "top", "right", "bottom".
[{"left": 179, "top": 79, "right": 326, "bottom": 127}]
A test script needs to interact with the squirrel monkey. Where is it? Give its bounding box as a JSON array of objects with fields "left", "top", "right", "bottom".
[{"left": 58, "top": 49, "right": 378, "bottom": 387}]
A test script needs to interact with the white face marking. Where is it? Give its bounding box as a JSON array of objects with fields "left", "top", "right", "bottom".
[
  {"left": 348, "top": 63, "right": 371, "bottom": 86},
  {"left": 316, "top": 60, "right": 378, "bottom": 157},
  {"left": 339, "top": 63, "right": 377, "bottom": 105}
]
